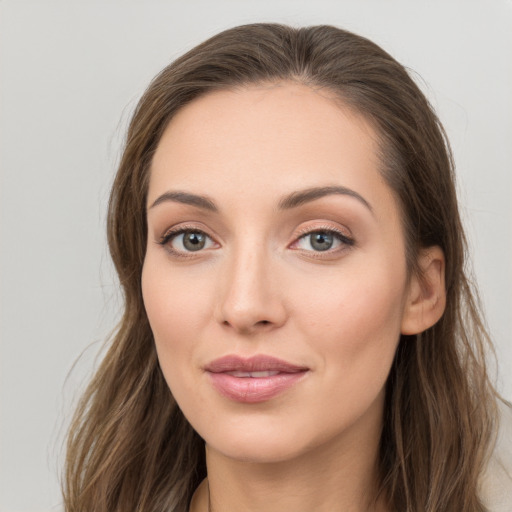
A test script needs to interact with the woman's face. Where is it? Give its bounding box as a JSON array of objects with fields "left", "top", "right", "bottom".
[{"left": 142, "top": 83, "right": 414, "bottom": 463}]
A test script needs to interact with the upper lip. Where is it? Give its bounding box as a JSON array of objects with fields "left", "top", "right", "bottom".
[{"left": 204, "top": 355, "right": 308, "bottom": 373}]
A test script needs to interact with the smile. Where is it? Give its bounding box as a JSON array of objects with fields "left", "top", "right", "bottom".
[{"left": 204, "top": 355, "right": 309, "bottom": 403}]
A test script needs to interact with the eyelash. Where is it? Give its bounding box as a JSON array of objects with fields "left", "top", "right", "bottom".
[
  {"left": 293, "top": 226, "right": 355, "bottom": 252},
  {"left": 158, "top": 225, "right": 216, "bottom": 258},
  {"left": 157, "top": 225, "right": 354, "bottom": 258}
]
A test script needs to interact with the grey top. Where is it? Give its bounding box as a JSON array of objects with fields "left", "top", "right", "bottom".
[{"left": 481, "top": 401, "right": 512, "bottom": 511}]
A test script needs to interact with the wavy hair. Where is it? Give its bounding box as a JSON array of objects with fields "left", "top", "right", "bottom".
[{"left": 63, "top": 23, "right": 499, "bottom": 511}]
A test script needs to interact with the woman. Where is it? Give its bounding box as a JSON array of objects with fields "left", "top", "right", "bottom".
[{"left": 63, "top": 23, "right": 511, "bottom": 511}]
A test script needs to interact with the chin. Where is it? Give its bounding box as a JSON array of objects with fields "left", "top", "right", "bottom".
[
  {"left": 209, "top": 438, "right": 307, "bottom": 464},
  {"left": 201, "top": 419, "right": 334, "bottom": 465}
]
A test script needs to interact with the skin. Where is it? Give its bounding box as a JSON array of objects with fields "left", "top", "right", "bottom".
[{"left": 142, "top": 82, "right": 445, "bottom": 512}]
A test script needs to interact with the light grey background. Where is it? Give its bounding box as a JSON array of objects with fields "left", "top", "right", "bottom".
[{"left": 1, "top": 1, "right": 511, "bottom": 511}]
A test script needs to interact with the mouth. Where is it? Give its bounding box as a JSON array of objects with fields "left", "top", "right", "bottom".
[
  {"left": 204, "top": 355, "right": 309, "bottom": 403},
  {"left": 224, "top": 370, "right": 282, "bottom": 377}
]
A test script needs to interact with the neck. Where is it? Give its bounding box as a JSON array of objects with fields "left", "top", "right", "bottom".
[{"left": 192, "top": 404, "right": 388, "bottom": 512}]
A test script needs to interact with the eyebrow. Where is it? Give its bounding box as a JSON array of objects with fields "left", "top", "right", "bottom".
[
  {"left": 278, "top": 185, "right": 373, "bottom": 212},
  {"left": 149, "top": 185, "right": 372, "bottom": 213},
  {"left": 149, "top": 191, "right": 218, "bottom": 211}
]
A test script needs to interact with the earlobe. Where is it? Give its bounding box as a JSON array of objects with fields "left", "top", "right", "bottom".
[{"left": 401, "top": 246, "right": 446, "bottom": 335}]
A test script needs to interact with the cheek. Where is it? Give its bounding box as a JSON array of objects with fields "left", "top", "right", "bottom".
[
  {"left": 141, "top": 257, "right": 213, "bottom": 381},
  {"left": 142, "top": 253, "right": 213, "bottom": 328},
  {"left": 296, "top": 260, "right": 407, "bottom": 380}
]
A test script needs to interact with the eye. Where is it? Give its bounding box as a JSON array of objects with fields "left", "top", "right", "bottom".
[
  {"left": 293, "top": 229, "right": 354, "bottom": 253},
  {"left": 159, "top": 228, "right": 216, "bottom": 254}
]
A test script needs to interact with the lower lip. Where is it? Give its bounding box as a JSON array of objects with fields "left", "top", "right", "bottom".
[{"left": 207, "top": 371, "right": 308, "bottom": 403}]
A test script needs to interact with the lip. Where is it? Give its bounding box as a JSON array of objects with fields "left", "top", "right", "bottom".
[{"left": 204, "top": 355, "right": 309, "bottom": 403}]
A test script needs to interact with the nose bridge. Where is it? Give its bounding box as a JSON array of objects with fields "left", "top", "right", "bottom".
[{"left": 217, "top": 235, "right": 285, "bottom": 332}]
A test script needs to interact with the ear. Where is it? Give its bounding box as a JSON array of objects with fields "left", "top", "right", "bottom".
[{"left": 401, "top": 246, "right": 446, "bottom": 335}]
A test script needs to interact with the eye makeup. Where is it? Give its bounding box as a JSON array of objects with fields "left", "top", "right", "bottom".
[
  {"left": 155, "top": 220, "right": 355, "bottom": 262},
  {"left": 157, "top": 224, "right": 219, "bottom": 259}
]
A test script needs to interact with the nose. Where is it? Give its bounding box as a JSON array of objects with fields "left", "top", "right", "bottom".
[{"left": 215, "top": 244, "right": 287, "bottom": 335}]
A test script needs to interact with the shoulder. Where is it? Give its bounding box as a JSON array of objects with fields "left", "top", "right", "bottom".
[{"left": 480, "top": 399, "right": 512, "bottom": 512}]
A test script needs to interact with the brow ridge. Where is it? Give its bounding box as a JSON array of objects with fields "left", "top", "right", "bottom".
[
  {"left": 278, "top": 186, "right": 372, "bottom": 212},
  {"left": 149, "top": 185, "right": 372, "bottom": 214},
  {"left": 149, "top": 191, "right": 218, "bottom": 211}
]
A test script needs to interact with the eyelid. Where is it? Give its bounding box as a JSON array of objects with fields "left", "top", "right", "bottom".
[
  {"left": 289, "top": 223, "right": 355, "bottom": 254},
  {"left": 157, "top": 223, "right": 219, "bottom": 257},
  {"left": 158, "top": 222, "right": 215, "bottom": 242},
  {"left": 294, "top": 224, "right": 352, "bottom": 241},
  {"left": 155, "top": 221, "right": 354, "bottom": 258}
]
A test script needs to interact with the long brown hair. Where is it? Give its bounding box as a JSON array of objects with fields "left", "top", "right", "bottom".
[{"left": 63, "top": 23, "right": 499, "bottom": 511}]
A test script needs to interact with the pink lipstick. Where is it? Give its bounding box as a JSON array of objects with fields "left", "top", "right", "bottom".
[{"left": 204, "top": 355, "right": 309, "bottom": 403}]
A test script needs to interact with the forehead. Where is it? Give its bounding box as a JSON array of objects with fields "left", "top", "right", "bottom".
[{"left": 149, "top": 82, "right": 388, "bottom": 210}]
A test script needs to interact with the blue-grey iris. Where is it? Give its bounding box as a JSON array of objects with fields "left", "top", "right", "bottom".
[
  {"left": 183, "top": 232, "right": 206, "bottom": 251},
  {"left": 311, "top": 232, "right": 333, "bottom": 251}
]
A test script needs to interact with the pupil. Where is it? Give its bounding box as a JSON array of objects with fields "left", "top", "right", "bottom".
[
  {"left": 184, "top": 232, "right": 205, "bottom": 251},
  {"left": 311, "top": 232, "right": 333, "bottom": 251}
]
